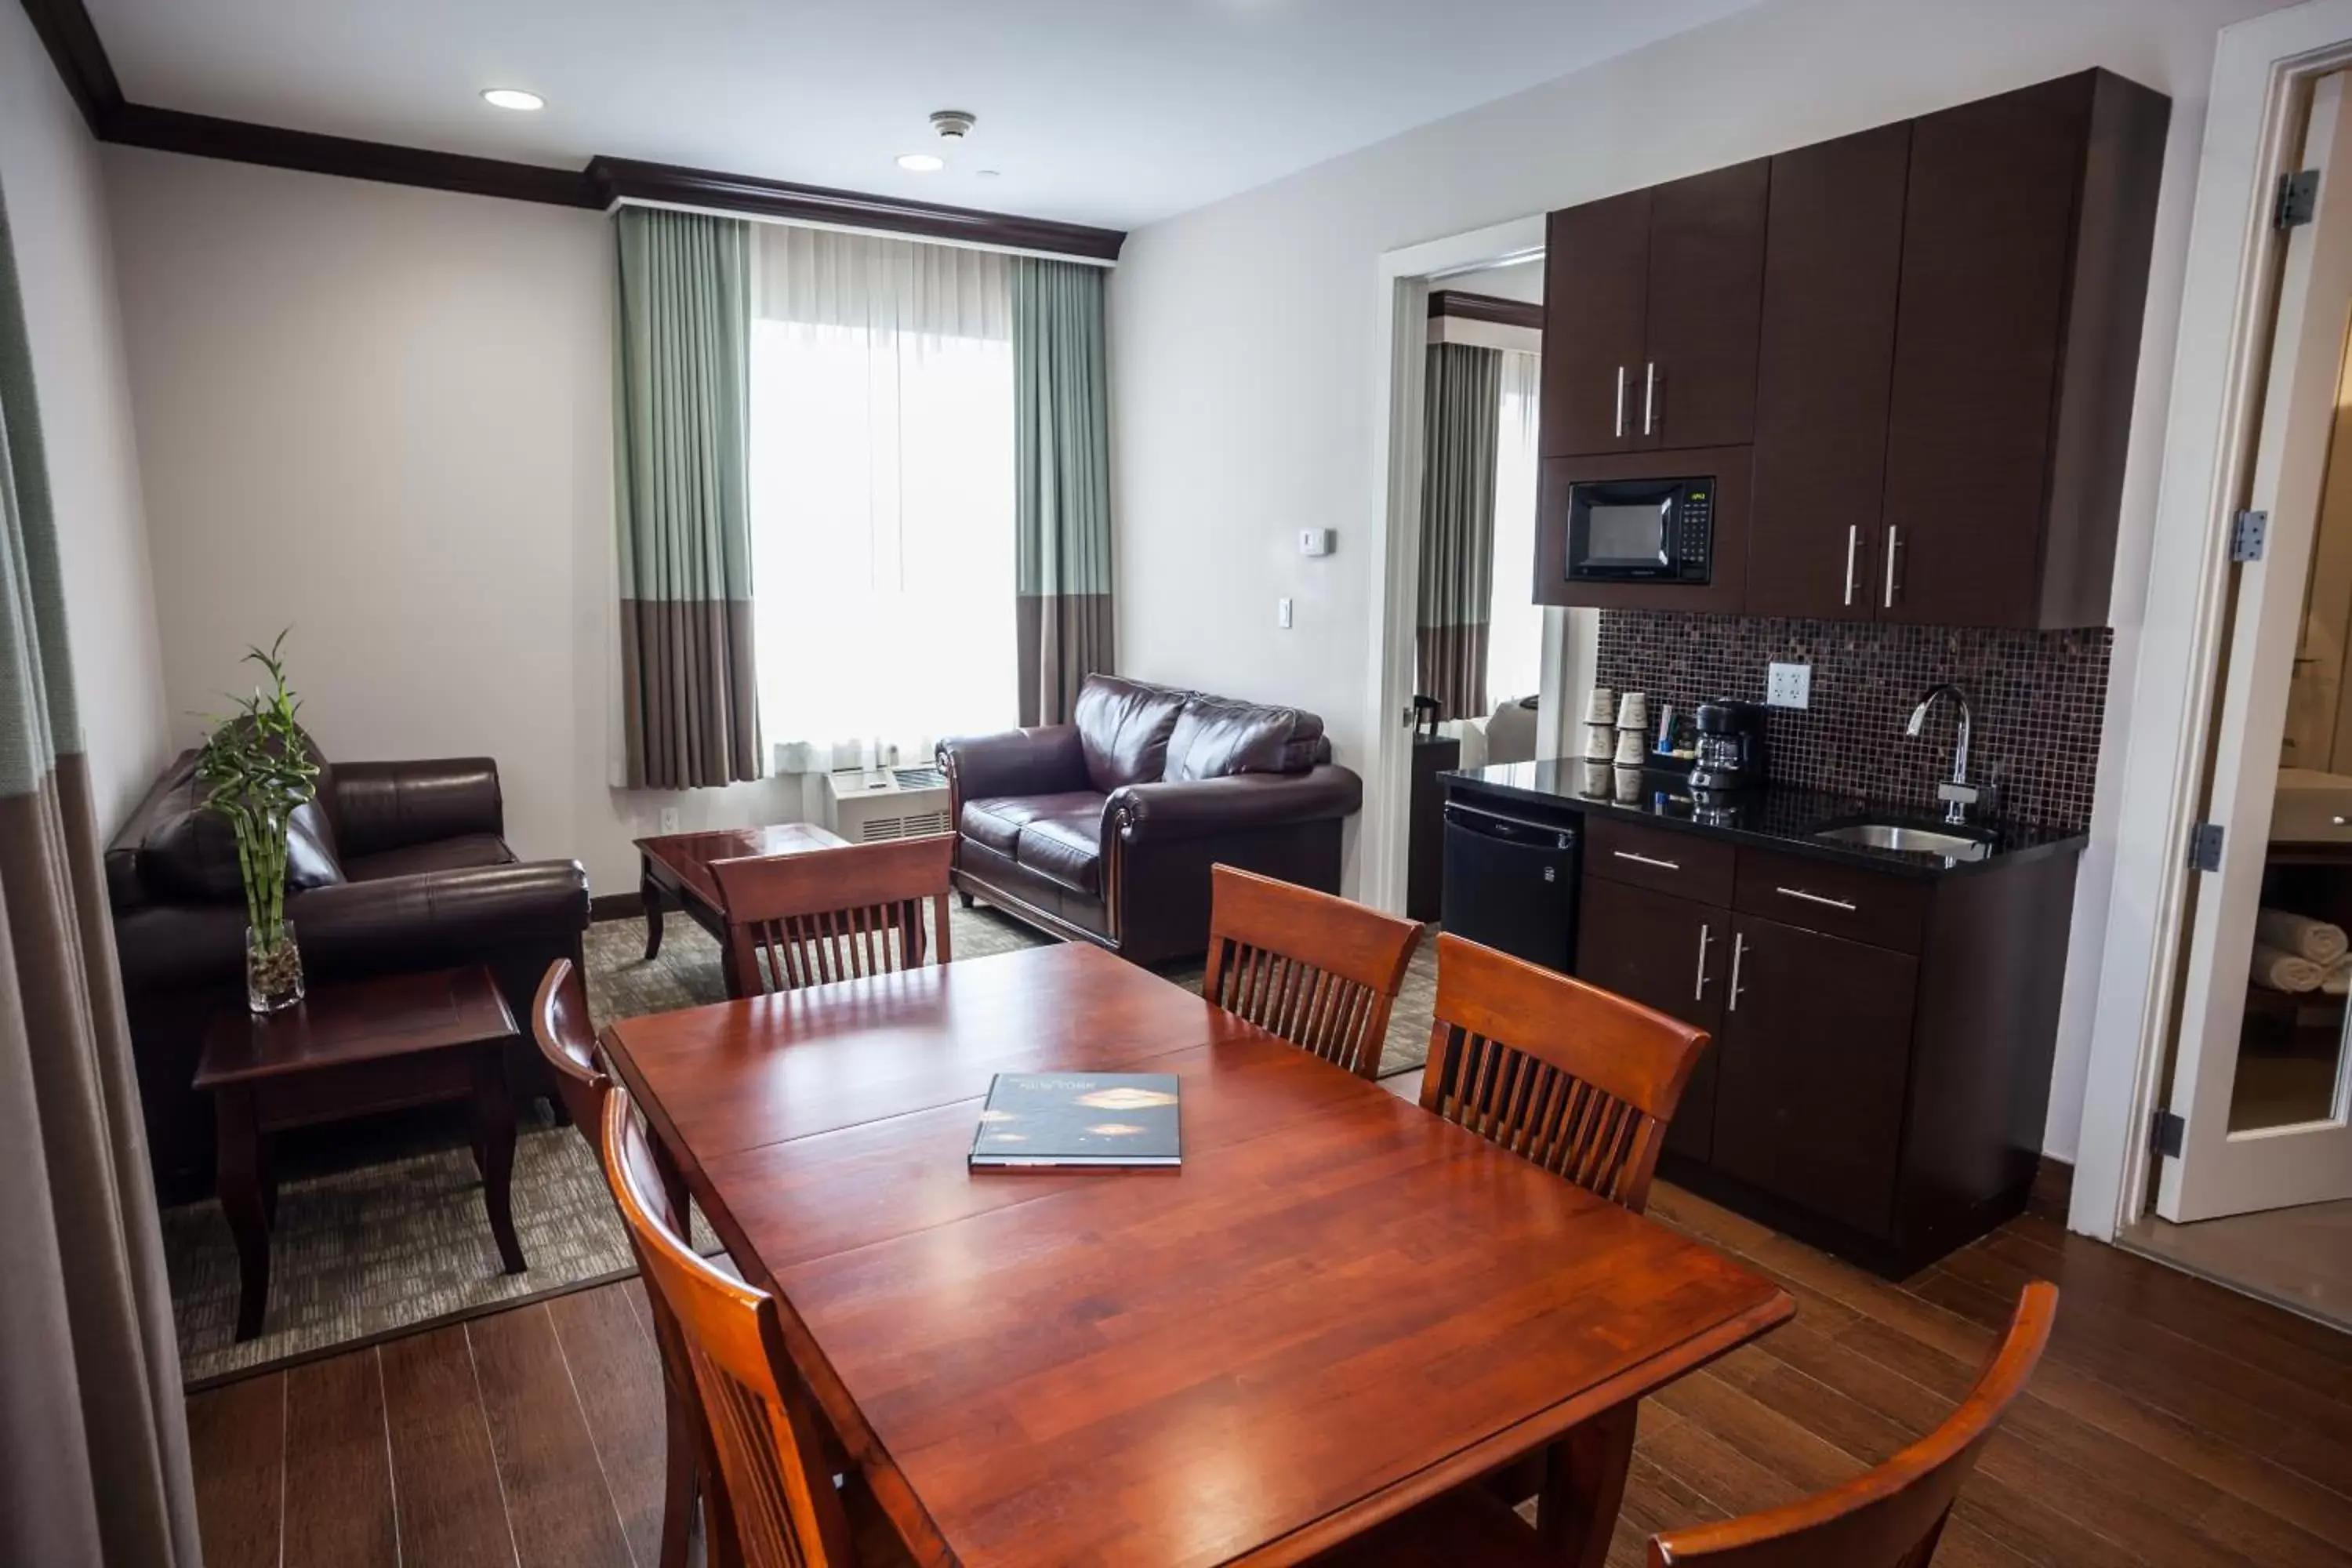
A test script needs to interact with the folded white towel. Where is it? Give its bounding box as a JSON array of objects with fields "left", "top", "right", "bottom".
[
  {"left": 2326, "top": 957, "right": 2351, "bottom": 998},
  {"left": 2256, "top": 908, "right": 2349, "bottom": 965},
  {"left": 2254, "top": 942, "right": 2326, "bottom": 993}
]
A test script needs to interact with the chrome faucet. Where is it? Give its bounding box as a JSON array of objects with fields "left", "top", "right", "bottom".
[{"left": 1905, "top": 684, "right": 1980, "bottom": 826}]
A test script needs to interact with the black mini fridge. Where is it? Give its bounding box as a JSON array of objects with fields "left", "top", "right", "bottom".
[{"left": 1439, "top": 797, "right": 1580, "bottom": 974}]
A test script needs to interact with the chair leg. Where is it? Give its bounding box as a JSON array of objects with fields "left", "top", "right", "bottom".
[{"left": 659, "top": 1377, "right": 697, "bottom": 1568}]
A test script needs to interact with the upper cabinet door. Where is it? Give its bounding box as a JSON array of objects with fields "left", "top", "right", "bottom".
[
  {"left": 1747, "top": 125, "right": 1910, "bottom": 621},
  {"left": 1880, "top": 76, "right": 2092, "bottom": 627},
  {"left": 1541, "top": 190, "right": 1651, "bottom": 458},
  {"left": 1642, "top": 160, "right": 1769, "bottom": 452}
]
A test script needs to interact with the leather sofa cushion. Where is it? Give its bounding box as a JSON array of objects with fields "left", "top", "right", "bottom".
[
  {"left": 960, "top": 792, "right": 1105, "bottom": 859},
  {"left": 131, "top": 750, "right": 345, "bottom": 903},
  {"left": 1013, "top": 802, "right": 1103, "bottom": 895},
  {"left": 342, "top": 833, "right": 518, "bottom": 883},
  {"left": 1075, "top": 676, "right": 1187, "bottom": 793},
  {"left": 1165, "top": 697, "right": 1328, "bottom": 782}
]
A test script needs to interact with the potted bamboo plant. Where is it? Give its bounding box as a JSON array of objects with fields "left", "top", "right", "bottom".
[{"left": 198, "top": 631, "right": 320, "bottom": 1013}]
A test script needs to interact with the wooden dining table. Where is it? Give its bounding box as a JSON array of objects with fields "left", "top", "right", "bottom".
[{"left": 600, "top": 942, "right": 1793, "bottom": 1568}]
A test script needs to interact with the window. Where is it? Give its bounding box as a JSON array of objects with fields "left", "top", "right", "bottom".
[
  {"left": 1485, "top": 349, "right": 1544, "bottom": 705},
  {"left": 747, "top": 227, "right": 1018, "bottom": 771}
]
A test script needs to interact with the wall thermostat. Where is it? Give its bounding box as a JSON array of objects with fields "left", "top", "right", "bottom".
[{"left": 1298, "top": 528, "right": 1336, "bottom": 557}]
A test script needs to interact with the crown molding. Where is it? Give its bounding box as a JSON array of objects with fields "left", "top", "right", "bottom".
[
  {"left": 1428, "top": 289, "right": 1544, "bottom": 332},
  {"left": 16, "top": 0, "right": 1125, "bottom": 257}
]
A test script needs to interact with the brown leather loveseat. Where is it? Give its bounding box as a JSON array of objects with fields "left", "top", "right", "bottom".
[
  {"left": 107, "top": 744, "right": 590, "bottom": 1200},
  {"left": 938, "top": 675, "right": 1362, "bottom": 966}
]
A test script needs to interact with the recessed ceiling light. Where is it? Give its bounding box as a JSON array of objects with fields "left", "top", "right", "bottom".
[
  {"left": 481, "top": 88, "right": 545, "bottom": 112},
  {"left": 897, "top": 152, "right": 946, "bottom": 173}
]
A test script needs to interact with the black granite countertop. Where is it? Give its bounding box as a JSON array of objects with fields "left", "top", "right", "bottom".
[{"left": 1444, "top": 760, "right": 2089, "bottom": 879}]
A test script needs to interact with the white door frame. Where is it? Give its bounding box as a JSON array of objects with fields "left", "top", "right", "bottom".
[
  {"left": 1358, "top": 215, "right": 1548, "bottom": 915},
  {"left": 2074, "top": 2, "right": 2352, "bottom": 1240}
]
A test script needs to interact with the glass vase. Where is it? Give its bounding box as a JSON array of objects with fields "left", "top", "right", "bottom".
[{"left": 245, "top": 920, "right": 305, "bottom": 1014}]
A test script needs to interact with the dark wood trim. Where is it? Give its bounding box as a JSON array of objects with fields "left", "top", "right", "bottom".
[
  {"left": 107, "top": 103, "right": 598, "bottom": 208},
  {"left": 1428, "top": 289, "right": 1544, "bottom": 332},
  {"left": 2027, "top": 1155, "right": 2074, "bottom": 1221},
  {"left": 16, "top": 0, "right": 1127, "bottom": 259},
  {"left": 590, "top": 891, "right": 647, "bottom": 924},
  {"left": 583, "top": 157, "right": 1125, "bottom": 260}
]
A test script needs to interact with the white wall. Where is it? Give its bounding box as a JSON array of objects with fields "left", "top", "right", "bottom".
[
  {"left": 105, "top": 150, "right": 798, "bottom": 895},
  {"left": 1, "top": 8, "right": 169, "bottom": 833},
  {"left": 1109, "top": 0, "right": 2276, "bottom": 1157}
]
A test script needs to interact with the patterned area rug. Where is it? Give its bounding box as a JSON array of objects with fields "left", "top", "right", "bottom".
[{"left": 165, "top": 901, "right": 1438, "bottom": 1385}]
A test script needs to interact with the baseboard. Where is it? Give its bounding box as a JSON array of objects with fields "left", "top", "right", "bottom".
[
  {"left": 590, "top": 891, "right": 645, "bottom": 923},
  {"left": 2028, "top": 1156, "right": 2074, "bottom": 1221}
]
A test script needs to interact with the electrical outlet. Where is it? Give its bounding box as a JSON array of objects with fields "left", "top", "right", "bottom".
[
  {"left": 1277, "top": 597, "right": 1294, "bottom": 629},
  {"left": 659, "top": 806, "right": 681, "bottom": 834},
  {"left": 1766, "top": 662, "right": 1811, "bottom": 710}
]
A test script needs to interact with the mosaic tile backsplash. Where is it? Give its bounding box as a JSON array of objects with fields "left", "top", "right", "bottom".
[{"left": 1595, "top": 612, "right": 2112, "bottom": 830}]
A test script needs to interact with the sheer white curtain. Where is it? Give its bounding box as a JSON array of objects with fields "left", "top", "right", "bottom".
[
  {"left": 749, "top": 226, "right": 1018, "bottom": 772},
  {"left": 1486, "top": 350, "right": 1544, "bottom": 706}
]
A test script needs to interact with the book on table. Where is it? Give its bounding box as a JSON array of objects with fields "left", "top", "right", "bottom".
[{"left": 968, "top": 1072, "right": 1182, "bottom": 1169}]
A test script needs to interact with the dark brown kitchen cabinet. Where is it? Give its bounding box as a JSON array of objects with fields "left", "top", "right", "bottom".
[
  {"left": 1745, "top": 123, "right": 1910, "bottom": 620},
  {"left": 1541, "top": 162, "right": 1766, "bottom": 459},
  {"left": 1575, "top": 874, "right": 1726, "bottom": 1161},
  {"left": 1711, "top": 915, "right": 1918, "bottom": 1239},
  {"left": 1880, "top": 70, "right": 2170, "bottom": 628}
]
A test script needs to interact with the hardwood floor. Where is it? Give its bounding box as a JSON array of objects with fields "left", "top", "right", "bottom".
[{"left": 186, "top": 1182, "right": 2352, "bottom": 1567}]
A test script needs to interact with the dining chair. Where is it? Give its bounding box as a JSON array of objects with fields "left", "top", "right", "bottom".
[
  {"left": 1650, "top": 1282, "right": 2058, "bottom": 1565},
  {"left": 1418, "top": 931, "right": 1709, "bottom": 1214},
  {"left": 1203, "top": 864, "right": 1424, "bottom": 1079},
  {"left": 710, "top": 835, "right": 956, "bottom": 994},
  {"left": 530, "top": 959, "right": 720, "bottom": 1568},
  {"left": 601, "top": 1085, "right": 913, "bottom": 1568}
]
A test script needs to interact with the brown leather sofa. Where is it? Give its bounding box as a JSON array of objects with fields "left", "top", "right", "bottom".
[
  {"left": 938, "top": 676, "right": 1362, "bottom": 966},
  {"left": 107, "top": 744, "right": 590, "bottom": 1201}
]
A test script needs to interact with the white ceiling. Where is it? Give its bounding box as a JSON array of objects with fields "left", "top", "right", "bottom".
[{"left": 86, "top": 0, "right": 1758, "bottom": 230}]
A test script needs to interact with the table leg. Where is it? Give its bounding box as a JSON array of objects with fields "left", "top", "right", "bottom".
[
  {"left": 642, "top": 857, "right": 666, "bottom": 961},
  {"left": 216, "top": 1088, "right": 271, "bottom": 1341},
  {"left": 474, "top": 1046, "right": 528, "bottom": 1275},
  {"left": 1539, "top": 1399, "right": 1639, "bottom": 1568}
]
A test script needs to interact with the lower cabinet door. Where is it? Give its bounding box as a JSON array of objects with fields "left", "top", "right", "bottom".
[
  {"left": 1574, "top": 876, "right": 1727, "bottom": 1161},
  {"left": 1712, "top": 914, "right": 1918, "bottom": 1238}
]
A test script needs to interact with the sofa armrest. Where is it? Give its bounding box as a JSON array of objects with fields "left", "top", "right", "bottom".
[
  {"left": 938, "top": 727, "right": 1088, "bottom": 810},
  {"left": 328, "top": 758, "right": 504, "bottom": 857},
  {"left": 1105, "top": 764, "right": 1363, "bottom": 844},
  {"left": 113, "top": 859, "right": 588, "bottom": 995}
]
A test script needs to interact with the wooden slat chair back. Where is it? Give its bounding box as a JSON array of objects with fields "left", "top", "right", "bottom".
[
  {"left": 1650, "top": 1283, "right": 2058, "bottom": 1566},
  {"left": 1418, "top": 932, "right": 1708, "bottom": 1212},
  {"left": 604, "top": 1086, "right": 858, "bottom": 1568},
  {"left": 711, "top": 836, "right": 956, "bottom": 995},
  {"left": 1203, "top": 865, "right": 1424, "bottom": 1079}
]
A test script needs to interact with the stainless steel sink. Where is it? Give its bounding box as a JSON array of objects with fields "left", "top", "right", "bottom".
[{"left": 1813, "top": 822, "right": 1994, "bottom": 861}]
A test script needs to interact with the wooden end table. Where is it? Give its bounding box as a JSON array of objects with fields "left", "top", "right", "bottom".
[
  {"left": 193, "top": 965, "right": 528, "bottom": 1341},
  {"left": 636, "top": 822, "right": 847, "bottom": 996}
]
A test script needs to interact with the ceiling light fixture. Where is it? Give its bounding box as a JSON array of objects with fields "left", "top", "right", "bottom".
[
  {"left": 896, "top": 152, "right": 946, "bottom": 172},
  {"left": 481, "top": 88, "right": 545, "bottom": 112}
]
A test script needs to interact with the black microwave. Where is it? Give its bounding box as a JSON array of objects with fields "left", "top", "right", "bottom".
[{"left": 1565, "top": 476, "right": 1713, "bottom": 584}]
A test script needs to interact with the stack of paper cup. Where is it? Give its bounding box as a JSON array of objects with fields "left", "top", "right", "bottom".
[
  {"left": 1613, "top": 729, "right": 1646, "bottom": 765},
  {"left": 1581, "top": 723, "right": 1614, "bottom": 760},
  {"left": 1584, "top": 688, "right": 1614, "bottom": 725},
  {"left": 1616, "top": 691, "right": 1648, "bottom": 732}
]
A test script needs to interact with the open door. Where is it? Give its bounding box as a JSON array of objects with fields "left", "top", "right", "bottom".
[{"left": 2160, "top": 72, "right": 2352, "bottom": 1223}]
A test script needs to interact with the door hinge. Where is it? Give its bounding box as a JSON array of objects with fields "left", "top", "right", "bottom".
[
  {"left": 2278, "top": 169, "right": 2321, "bottom": 229},
  {"left": 2188, "top": 821, "right": 2225, "bottom": 872},
  {"left": 2151, "top": 1109, "right": 2187, "bottom": 1159},
  {"left": 2231, "top": 509, "right": 2268, "bottom": 562}
]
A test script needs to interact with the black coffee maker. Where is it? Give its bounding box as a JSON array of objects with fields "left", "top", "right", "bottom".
[{"left": 1690, "top": 699, "right": 1768, "bottom": 791}]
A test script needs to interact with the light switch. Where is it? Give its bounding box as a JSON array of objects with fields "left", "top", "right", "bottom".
[
  {"left": 1277, "top": 597, "right": 1294, "bottom": 629},
  {"left": 1298, "top": 529, "right": 1335, "bottom": 557},
  {"left": 659, "top": 806, "right": 681, "bottom": 833}
]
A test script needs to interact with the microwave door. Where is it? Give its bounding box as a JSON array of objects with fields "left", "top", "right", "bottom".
[{"left": 1586, "top": 501, "right": 1671, "bottom": 569}]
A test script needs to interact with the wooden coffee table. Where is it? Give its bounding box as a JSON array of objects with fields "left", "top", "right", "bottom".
[
  {"left": 193, "top": 966, "right": 527, "bottom": 1341},
  {"left": 636, "top": 822, "right": 848, "bottom": 996}
]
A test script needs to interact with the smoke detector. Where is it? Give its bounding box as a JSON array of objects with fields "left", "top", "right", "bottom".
[{"left": 929, "top": 110, "right": 978, "bottom": 140}]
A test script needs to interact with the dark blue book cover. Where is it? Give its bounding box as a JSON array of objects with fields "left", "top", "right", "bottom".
[{"left": 968, "top": 1072, "right": 1182, "bottom": 1168}]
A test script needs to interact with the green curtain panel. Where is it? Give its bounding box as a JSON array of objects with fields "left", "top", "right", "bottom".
[
  {"left": 1415, "top": 342, "right": 1502, "bottom": 720},
  {"left": 614, "top": 207, "right": 761, "bottom": 787},
  {"left": 1012, "top": 257, "right": 1116, "bottom": 727},
  {"left": 0, "top": 183, "right": 200, "bottom": 1566}
]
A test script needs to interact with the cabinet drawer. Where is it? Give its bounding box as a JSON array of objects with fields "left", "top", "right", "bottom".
[
  {"left": 1733, "top": 847, "right": 1926, "bottom": 954},
  {"left": 1587, "top": 817, "right": 1735, "bottom": 906}
]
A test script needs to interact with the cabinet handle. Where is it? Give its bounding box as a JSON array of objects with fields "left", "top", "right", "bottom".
[
  {"left": 1776, "top": 886, "right": 1859, "bottom": 912},
  {"left": 1883, "top": 524, "right": 1902, "bottom": 608},
  {"left": 1844, "top": 525, "right": 1859, "bottom": 607},
  {"left": 1642, "top": 361, "right": 1657, "bottom": 436},
  {"left": 1693, "top": 922, "right": 1713, "bottom": 1002},
  {"left": 1612, "top": 849, "right": 1681, "bottom": 872},
  {"left": 1613, "top": 367, "right": 1628, "bottom": 438},
  {"left": 1727, "top": 931, "right": 1748, "bottom": 1011}
]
